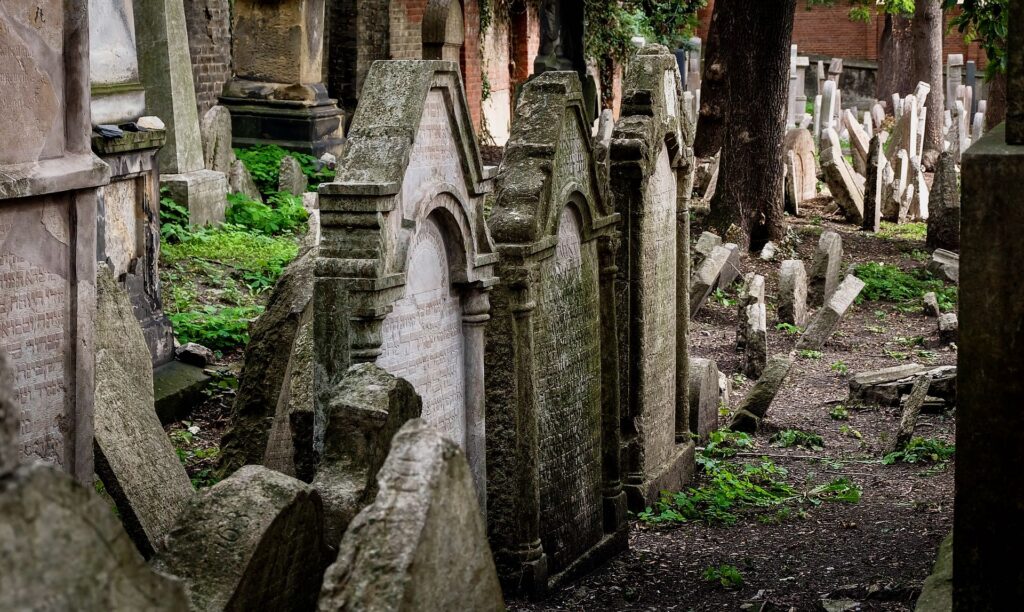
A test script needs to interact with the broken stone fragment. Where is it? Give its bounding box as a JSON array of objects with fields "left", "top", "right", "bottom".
[
  {"left": 717, "top": 243, "right": 742, "bottom": 290},
  {"left": 736, "top": 273, "right": 765, "bottom": 350},
  {"left": 153, "top": 465, "right": 327, "bottom": 612},
  {"left": 923, "top": 292, "right": 941, "bottom": 317},
  {"left": 796, "top": 275, "right": 865, "bottom": 351},
  {"left": 728, "top": 354, "right": 795, "bottom": 432},
  {"left": 175, "top": 342, "right": 215, "bottom": 368},
  {"left": 888, "top": 376, "right": 932, "bottom": 454},
  {"left": 694, "top": 231, "right": 722, "bottom": 265},
  {"left": 848, "top": 364, "right": 956, "bottom": 409},
  {"left": 688, "top": 358, "right": 721, "bottom": 443},
  {"left": 318, "top": 420, "right": 504, "bottom": 611},
  {"left": 928, "top": 249, "right": 959, "bottom": 284},
  {"left": 779, "top": 259, "right": 809, "bottom": 328},
  {"left": 760, "top": 241, "right": 778, "bottom": 261},
  {"left": 743, "top": 303, "right": 768, "bottom": 379},
  {"left": 690, "top": 244, "right": 732, "bottom": 317},
  {"left": 938, "top": 313, "right": 959, "bottom": 344}
]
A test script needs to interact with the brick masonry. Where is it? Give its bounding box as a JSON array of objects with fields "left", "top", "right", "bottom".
[{"left": 182, "top": 0, "right": 232, "bottom": 117}]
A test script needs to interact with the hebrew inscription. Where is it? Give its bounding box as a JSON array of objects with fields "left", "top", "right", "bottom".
[
  {"left": 0, "top": 198, "right": 71, "bottom": 469},
  {"left": 404, "top": 89, "right": 467, "bottom": 220},
  {"left": 378, "top": 216, "right": 466, "bottom": 447},
  {"left": 535, "top": 206, "right": 604, "bottom": 571}
]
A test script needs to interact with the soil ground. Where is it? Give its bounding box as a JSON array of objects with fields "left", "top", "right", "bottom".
[{"left": 510, "top": 200, "right": 956, "bottom": 612}]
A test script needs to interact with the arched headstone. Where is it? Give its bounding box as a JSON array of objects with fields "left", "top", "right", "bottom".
[
  {"left": 422, "top": 0, "right": 464, "bottom": 62},
  {"left": 315, "top": 61, "right": 496, "bottom": 510},
  {"left": 485, "top": 71, "right": 625, "bottom": 596}
]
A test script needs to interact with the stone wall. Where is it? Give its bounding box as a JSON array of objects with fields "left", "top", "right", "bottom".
[{"left": 183, "top": 0, "right": 232, "bottom": 117}]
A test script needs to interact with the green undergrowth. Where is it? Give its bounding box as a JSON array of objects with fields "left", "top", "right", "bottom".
[
  {"left": 234, "top": 144, "right": 334, "bottom": 194},
  {"left": 854, "top": 262, "right": 957, "bottom": 311},
  {"left": 883, "top": 437, "right": 956, "bottom": 465},
  {"left": 772, "top": 429, "right": 825, "bottom": 450},
  {"left": 169, "top": 422, "right": 221, "bottom": 489},
  {"left": 878, "top": 221, "right": 927, "bottom": 242},
  {"left": 637, "top": 430, "right": 861, "bottom": 526}
]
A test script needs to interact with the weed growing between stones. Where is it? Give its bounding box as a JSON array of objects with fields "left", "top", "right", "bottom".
[
  {"left": 168, "top": 421, "right": 222, "bottom": 489},
  {"left": 882, "top": 437, "right": 956, "bottom": 465},
  {"left": 877, "top": 221, "right": 927, "bottom": 241},
  {"left": 771, "top": 429, "right": 825, "bottom": 450},
  {"left": 702, "top": 564, "right": 745, "bottom": 589},
  {"left": 234, "top": 144, "right": 334, "bottom": 194},
  {"left": 853, "top": 262, "right": 957, "bottom": 309}
]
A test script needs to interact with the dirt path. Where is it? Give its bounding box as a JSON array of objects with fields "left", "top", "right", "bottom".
[{"left": 511, "top": 203, "right": 956, "bottom": 611}]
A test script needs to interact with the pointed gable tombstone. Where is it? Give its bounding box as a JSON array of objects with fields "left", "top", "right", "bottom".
[
  {"left": 610, "top": 45, "right": 695, "bottom": 511},
  {"left": 315, "top": 61, "right": 497, "bottom": 510},
  {"left": 485, "top": 71, "right": 626, "bottom": 597}
]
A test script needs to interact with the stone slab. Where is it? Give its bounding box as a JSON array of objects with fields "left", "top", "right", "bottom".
[
  {"left": 161, "top": 169, "right": 228, "bottom": 227},
  {"left": 153, "top": 360, "right": 211, "bottom": 424},
  {"left": 688, "top": 357, "right": 720, "bottom": 442},
  {"left": 779, "top": 260, "right": 809, "bottom": 327},
  {"left": 729, "top": 355, "right": 794, "bottom": 432},
  {"left": 796, "top": 275, "right": 865, "bottom": 351},
  {"left": 690, "top": 244, "right": 731, "bottom": 317},
  {"left": 809, "top": 230, "right": 843, "bottom": 307}
]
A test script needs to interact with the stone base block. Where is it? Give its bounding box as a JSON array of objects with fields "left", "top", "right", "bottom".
[
  {"left": 624, "top": 441, "right": 696, "bottom": 512},
  {"left": 154, "top": 361, "right": 211, "bottom": 424},
  {"left": 548, "top": 523, "right": 629, "bottom": 593},
  {"left": 220, "top": 97, "right": 346, "bottom": 158},
  {"left": 161, "top": 170, "right": 228, "bottom": 227}
]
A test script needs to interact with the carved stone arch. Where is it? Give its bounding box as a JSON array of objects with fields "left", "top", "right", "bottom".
[{"left": 423, "top": 0, "right": 464, "bottom": 62}]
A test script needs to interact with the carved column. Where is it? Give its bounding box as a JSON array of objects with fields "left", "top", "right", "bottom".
[
  {"left": 597, "top": 234, "right": 626, "bottom": 534},
  {"left": 461, "top": 286, "right": 490, "bottom": 515}
]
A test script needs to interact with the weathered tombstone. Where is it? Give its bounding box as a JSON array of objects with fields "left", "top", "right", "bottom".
[
  {"left": 1, "top": 0, "right": 110, "bottom": 482},
  {"left": 796, "top": 275, "right": 866, "bottom": 351},
  {"left": 690, "top": 244, "right": 732, "bottom": 317},
  {"left": 820, "top": 128, "right": 865, "bottom": 224},
  {"left": 201, "top": 105, "right": 235, "bottom": 175},
  {"left": 135, "top": 0, "right": 228, "bottom": 225},
  {"left": 813, "top": 95, "right": 823, "bottom": 143},
  {"left": 220, "top": 0, "right": 345, "bottom": 156},
  {"left": 844, "top": 109, "right": 871, "bottom": 175},
  {"left": 314, "top": 62, "right": 497, "bottom": 507},
  {"left": 688, "top": 357, "right": 720, "bottom": 443},
  {"left": 888, "top": 376, "right": 932, "bottom": 454},
  {"left": 779, "top": 259, "right": 809, "bottom": 328},
  {"left": 278, "top": 155, "right": 308, "bottom": 195},
  {"left": 938, "top": 312, "right": 959, "bottom": 344},
  {"left": 312, "top": 363, "right": 423, "bottom": 547},
  {"left": 784, "top": 128, "right": 817, "bottom": 210},
  {"left": 694, "top": 230, "right": 722, "bottom": 265},
  {"left": 153, "top": 465, "right": 327, "bottom": 612},
  {"left": 822, "top": 80, "right": 838, "bottom": 134},
  {"left": 927, "top": 151, "right": 960, "bottom": 250},
  {"left": 484, "top": 70, "right": 626, "bottom": 595},
  {"left": 809, "top": 230, "right": 843, "bottom": 307},
  {"left": 94, "top": 266, "right": 193, "bottom": 557},
  {"left": 318, "top": 419, "right": 504, "bottom": 611},
  {"left": 717, "top": 243, "right": 742, "bottom": 289},
  {"left": 743, "top": 302, "right": 768, "bottom": 379},
  {"left": 928, "top": 248, "right": 960, "bottom": 283},
  {"left": 422, "top": 0, "right": 465, "bottom": 61},
  {"left": 532, "top": 0, "right": 597, "bottom": 122},
  {"left": 610, "top": 45, "right": 695, "bottom": 511},
  {"left": 729, "top": 355, "right": 794, "bottom": 433},
  {"left": 947, "top": 54, "right": 964, "bottom": 112},
  {"left": 736, "top": 273, "right": 765, "bottom": 350},
  {"left": 863, "top": 135, "right": 885, "bottom": 232}
]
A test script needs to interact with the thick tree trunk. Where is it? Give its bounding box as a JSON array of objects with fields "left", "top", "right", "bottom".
[
  {"left": 876, "top": 13, "right": 916, "bottom": 101},
  {"left": 693, "top": 0, "right": 731, "bottom": 158},
  {"left": 705, "top": 0, "right": 797, "bottom": 250},
  {"left": 913, "top": 0, "right": 945, "bottom": 167},
  {"left": 985, "top": 71, "right": 1007, "bottom": 131}
]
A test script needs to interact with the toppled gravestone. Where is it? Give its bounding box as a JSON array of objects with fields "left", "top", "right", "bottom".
[
  {"left": 849, "top": 364, "right": 956, "bottom": 409},
  {"left": 718, "top": 243, "right": 742, "bottom": 290},
  {"left": 312, "top": 363, "right": 423, "bottom": 548},
  {"left": 688, "top": 357, "right": 721, "bottom": 442},
  {"left": 153, "top": 465, "right": 327, "bottom": 612},
  {"left": 278, "top": 155, "right": 308, "bottom": 195},
  {"left": 820, "top": 128, "right": 865, "bottom": 225},
  {"left": 928, "top": 249, "right": 960, "bottom": 284},
  {"left": 729, "top": 355, "right": 795, "bottom": 433},
  {"left": 779, "top": 259, "right": 809, "bottom": 327},
  {"left": 809, "top": 230, "right": 843, "bottom": 307},
  {"left": 262, "top": 311, "right": 315, "bottom": 479},
  {"left": 694, "top": 231, "right": 722, "bottom": 266},
  {"left": 888, "top": 376, "right": 932, "bottom": 455},
  {"left": 690, "top": 244, "right": 732, "bottom": 317},
  {"left": 318, "top": 419, "right": 504, "bottom": 611},
  {"left": 218, "top": 248, "right": 315, "bottom": 479},
  {"left": 796, "top": 275, "right": 865, "bottom": 351},
  {"left": 94, "top": 267, "right": 194, "bottom": 557}
]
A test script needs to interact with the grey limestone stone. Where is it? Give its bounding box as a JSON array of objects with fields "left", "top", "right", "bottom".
[
  {"left": 809, "top": 230, "right": 843, "bottom": 307},
  {"left": 729, "top": 355, "right": 795, "bottom": 432},
  {"left": 202, "top": 105, "right": 235, "bottom": 175},
  {"left": 94, "top": 267, "right": 193, "bottom": 557},
  {"left": 690, "top": 244, "right": 731, "bottom": 317},
  {"left": 736, "top": 273, "right": 765, "bottom": 350},
  {"left": 0, "top": 349, "right": 15, "bottom": 475},
  {"left": 779, "top": 259, "right": 809, "bottom": 328},
  {"left": 915, "top": 533, "right": 953, "bottom": 612},
  {"left": 820, "top": 128, "right": 865, "bottom": 225},
  {"left": 718, "top": 243, "right": 742, "bottom": 290},
  {"left": 688, "top": 357, "right": 720, "bottom": 443},
  {"left": 863, "top": 135, "right": 885, "bottom": 232},
  {"left": 888, "top": 376, "right": 932, "bottom": 454},
  {"left": 927, "top": 151, "right": 960, "bottom": 250},
  {"left": 928, "top": 249, "right": 960, "bottom": 284},
  {"left": 938, "top": 313, "right": 959, "bottom": 344},
  {"left": 161, "top": 169, "right": 228, "bottom": 226},
  {"left": 228, "top": 159, "right": 263, "bottom": 202},
  {"left": 278, "top": 155, "right": 308, "bottom": 196},
  {"left": 797, "top": 275, "right": 866, "bottom": 351},
  {"left": 153, "top": 465, "right": 326, "bottom": 612},
  {"left": 694, "top": 231, "right": 722, "bottom": 265},
  {"left": 743, "top": 302, "right": 768, "bottom": 379},
  {"left": 175, "top": 342, "right": 215, "bottom": 368},
  {"left": 849, "top": 364, "right": 956, "bottom": 409},
  {"left": 318, "top": 420, "right": 504, "bottom": 612},
  {"left": 923, "top": 292, "right": 941, "bottom": 317}
]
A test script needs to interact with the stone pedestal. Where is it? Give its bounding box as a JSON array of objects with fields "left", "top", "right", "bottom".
[
  {"left": 162, "top": 169, "right": 229, "bottom": 227},
  {"left": 220, "top": 0, "right": 345, "bottom": 157},
  {"left": 89, "top": 0, "right": 146, "bottom": 124},
  {"left": 955, "top": 123, "right": 1024, "bottom": 610}
]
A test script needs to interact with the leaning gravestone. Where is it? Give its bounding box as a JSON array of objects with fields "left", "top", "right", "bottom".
[
  {"left": 784, "top": 128, "right": 816, "bottom": 212},
  {"left": 609, "top": 44, "right": 695, "bottom": 511},
  {"left": 315, "top": 61, "right": 497, "bottom": 508},
  {"left": 153, "top": 465, "right": 327, "bottom": 612},
  {"left": 1, "top": 0, "right": 110, "bottom": 482},
  {"left": 797, "top": 275, "right": 866, "bottom": 351},
  {"left": 927, "top": 151, "right": 960, "bottom": 250},
  {"left": 729, "top": 354, "right": 795, "bottom": 433},
  {"left": 809, "top": 230, "right": 843, "bottom": 307},
  {"left": 485, "top": 71, "right": 626, "bottom": 596},
  {"left": 318, "top": 419, "right": 505, "bottom": 611},
  {"left": 820, "top": 128, "right": 865, "bottom": 225},
  {"left": 864, "top": 135, "right": 885, "bottom": 232},
  {"left": 94, "top": 266, "right": 193, "bottom": 557}
]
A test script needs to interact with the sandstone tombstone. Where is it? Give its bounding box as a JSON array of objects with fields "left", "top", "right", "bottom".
[
  {"left": 278, "top": 155, "right": 308, "bottom": 196},
  {"left": 318, "top": 419, "right": 505, "bottom": 611},
  {"left": 201, "top": 105, "right": 235, "bottom": 174},
  {"left": 927, "top": 151, "right": 960, "bottom": 250},
  {"left": 784, "top": 128, "right": 817, "bottom": 211},
  {"left": 1, "top": 0, "right": 110, "bottom": 482},
  {"left": 688, "top": 357, "right": 720, "bottom": 442},
  {"left": 153, "top": 465, "right": 327, "bottom": 612},
  {"left": 690, "top": 244, "right": 732, "bottom": 317},
  {"left": 94, "top": 266, "right": 193, "bottom": 557},
  {"left": 809, "top": 230, "right": 843, "bottom": 307},
  {"left": 779, "top": 259, "right": 809, "bottom": 328},
  {"left": 484, "top": 70, "right": 626, "bottom": 595},
  {"left": 609, "top": 45, "right": 695, "bottom": 512},
  {"left": 228, "top": 159, "right": 262, "bottom": 202},
  {"left": 797, "top": 274, "right": 866, "bottom": 351},
  {"left": 315, "top": 61, "right": 497, "bottom": 506}
]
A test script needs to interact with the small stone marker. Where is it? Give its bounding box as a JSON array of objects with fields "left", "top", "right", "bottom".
[
  {"left": 690, "top": 244, "right": 732, "bottom": 317},
  {"left": 228, "top": 159, "right": 263, "bottom": 202},
  {"left": 736, "top": 273, "right": 766, "bottom": 348},
  {"left": 939, "top": 313, "right": 959, "bottom": 344},
  {"left": 688, "top": 358, "right": 721, "bottom": 443},
  {"left": 694, "top": 231, "right": 722, "bottom": 266},
  {"left": 887, "top": 376, "right": 932, "bottom": 454},
  {"left": 312, "top": 363, "right": 423, "bottom": 547},
  {"left": 863, "top": 135, "right": 884, "bottom": 232},
  {"left": 318, "top": 419, "right": 504, "bottom": 611},
  {"left": 923, "top": 292, "right": 941, "bottom": 317},
  {"left": 783, "top": 128, "right": 817, "bottom": 210},
  {"left": 928, "top": 249, "right": 960, "bottom": 284},
  {"left": 743, "top": 303, "right": 768, "bottom": 379},
  {"left": 94, "top": 267, "right": 194, "bottom": 557},
  {"left": 0, "top": 464, "right": 189, "bottom": 611},
  {"left": 278, "top": 155, "right": 308, "bottom": 195},
  {"left": 153, "top": 465, "right": 327, "bottom": 612},
  {"left": 779, "top": 260, "right": 809, "bottom": 327},
  {"left": 718, "top": 243, "right": 742, "bottom": 290},
  {"left": 809, "top": 230, "right": 843, "bottom": 307},
  {"left": 1, "top": 350, "right": 15, "bottom": 475},
  {"left": 927, "top": 151, "right": 961, "bottom": 250},
  {"left": 729, "top": 355, "right": 795, "bottom": 433},
  {"left": 201, "top": 105, "right": 235, "bottom": 174},
  {"left": 796, "top": 275, "right": 866, "bottom": 351}
]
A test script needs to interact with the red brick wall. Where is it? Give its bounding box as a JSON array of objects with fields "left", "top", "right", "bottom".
[
  {"left": 182, "top": 0, "right": 232, "bottom": 116},
  {"left": 462, "top": 0, "right": 483, "bottom": 130}
]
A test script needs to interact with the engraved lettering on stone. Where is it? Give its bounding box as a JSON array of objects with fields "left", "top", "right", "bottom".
[
  {"left": 403, "top": 89, "right": 467, "bottom": 219},
  {"left": 378, "top": 217, "right": 466, "bottom": 447},
  {"left": 553, "top": 111, "right": 591, "bottom": 200},
  {"left": 664, "top": 71, "right": 677, "bottom": 118},
  {"left": 0, "top": 199, "right": 70, "bottom": 469},
  {"left": 535, "top": 206, "right": 603, "bottom": 571}
]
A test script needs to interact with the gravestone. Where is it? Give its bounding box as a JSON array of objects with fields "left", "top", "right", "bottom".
[
  {"left": 201, "top": 105, "right": 235, "bottom": 175},
  {"left": 779, "top": 259, "right": 808, "bottom": 327},
  {"left": 736, "top": 273, "right": 765, "bottom": 350},
  {"left": 609, "top": 45, "right": 695, "bottom": 512},
  {"left": 690, "top": 244, "right": 732, "bottom": 317},
  {"left": 797, "top": 275, "right": 865, "bottom": 351},
  {"left": 315, "top": 61, "right": 497, "bottom": 509},
  {"left": 820, "top": 128, "right": 865, "bottom": 224},
  {"left": 863, "top": 135, "right": 885, "bottom": 232},
  {"left": 729, "top": 355, "right": 794, "bottom": 433},
  {"left": 1, "top": 0, "right": 110, "bottom": 482},
  {"left": 927, "top": 151, "right": 960, "bottom": 250},
  {"left": 784, "top": 128, "right": 817, "bottom": 211},
  {"left": 153, "top": 465, "right": 327, "bottom": 612},
  {"left": 278, "top": 155, "right": 307, "bottom": 195},
  {"left": 319, "top": 419, "right": 505, "bottom": 611},
  {"left": 688, "top": 357, "right": 720, "bottom": 442},
  {"left": 947, "top": 54, "right": 964, "bottom": 112},
  {"left": 485, "top": 70, "right": 626, "bottom": 596},
  {"left": 221, "top": 0, "right": 345, "bottom": 156},
  {"left": 809, "top": 230, "right": 843, "bottom": 307},
  {"left": 533, "top": 0, "right": 597, "bottom": 123},
  {"left": 94, "top": 266, "right": 193, "bottom": 557},
  {"left": 844, "top": 109, "right": 871, "bottom": 176}
]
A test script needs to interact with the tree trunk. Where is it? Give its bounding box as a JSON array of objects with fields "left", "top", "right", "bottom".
[
  {"left": 913, "top": 0, "right": 945, "bottom": 167},
  {"left": 705, "top": 0, "right": 797, "bottom": 250},
  {"left": 693, "top": 0, "right": 731, "bottom": 158},
  {"left": 876, "top": 13, "right": 916, "bottom": 101},
  {"left": 985, "top": 71, "right": 1007, "bottom": 131}
]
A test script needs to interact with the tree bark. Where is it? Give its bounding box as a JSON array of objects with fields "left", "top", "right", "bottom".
[
  {"left": 876, "top": 13, "right": 916, "bottom": 101},
  {"left": 693, "top": 0, "right": 731, "bottom": 158},
  {"left": 985, "top": 71, "right": 1007, "bottom": 131},
  {"left": 913, "top": 0, "right": 945, "bottom": 167},
  {"left": 704, "top": 0, "right": 797, "bottom": 250}
]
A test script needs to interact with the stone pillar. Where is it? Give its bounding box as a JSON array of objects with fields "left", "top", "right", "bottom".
[
  {"left": 89, "top": 0, "right": 146, "bottom": 125},
  {"left": 598, "top": 235, "right": 626, "bottom": 534},
  {"left": 461, "top": 288, "right": 490, "bottom": 516},
  {"left": 221, "top": 0, "right": 345, "bottom": 157},
  {"left": 947, "top": 54, "right": 964, "bottom": 112},
  {"left": 135, "top": 0, "right": 227, "bottom": 225},
  {"left": 1, "top": 0, "right": 110, "bottom": 483}
]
